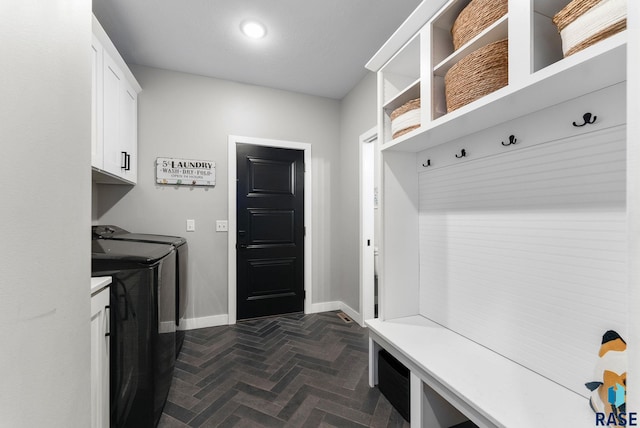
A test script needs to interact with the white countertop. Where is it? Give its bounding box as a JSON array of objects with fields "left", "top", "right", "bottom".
[{"left": 91, "top": 276, "right": 112, "bottom": 295}]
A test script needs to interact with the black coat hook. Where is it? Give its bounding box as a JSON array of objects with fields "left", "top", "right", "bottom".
[
  {"left": 573, "top": 112, "right": 597, "bottom": 127},
  {"left": 455, "top": 149, "right": 466, "bottom": 159},
  {"left": 501, "top": 135, "right": 517, "bottom": 146},
  {"left": 422, "top": 159, "right": 431, "bottom": 167}
]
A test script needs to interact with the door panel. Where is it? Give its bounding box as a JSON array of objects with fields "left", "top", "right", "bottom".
[
  {"left": 247, "top": 258, "right": 296, "bottom": 298},
  {"left": 237, "top": 144, "right": 304, "bottom": 320},
  {"left": 102, "top": 55, "right": 122, "bottom": 177},
  {"left": 248, "top": 209, "right": 295, "bottom": 245},
  {"left": 248, "top": 158, "right": 294, "bottom": 194}
]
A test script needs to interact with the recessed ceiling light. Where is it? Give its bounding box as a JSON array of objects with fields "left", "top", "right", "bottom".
[{"left": 241, "top": 20, "right": 267, "bottom": 39}]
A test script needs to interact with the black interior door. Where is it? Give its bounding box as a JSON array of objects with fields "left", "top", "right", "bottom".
[{"left": 236, "top": 144, "right": 305, "bottom": 320}]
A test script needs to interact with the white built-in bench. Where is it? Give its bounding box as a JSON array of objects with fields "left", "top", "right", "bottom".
[{"left": 367, "top": 316, "right": 594, "bottom": 428}]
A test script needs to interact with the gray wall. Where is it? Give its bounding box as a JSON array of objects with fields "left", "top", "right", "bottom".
[
  {"left": 336, "top": 72, "right": 378, "bottom": 312},
  {"left": 0, "top": 1, "right": 92, "bottom": 426},
  {"left": 95, "top": 66, "right": 343, "bottom": 322}
]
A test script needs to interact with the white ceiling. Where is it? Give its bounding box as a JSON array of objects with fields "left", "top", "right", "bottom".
[{"left": 92, "top": 0, "right": 422, "bottom": 100}]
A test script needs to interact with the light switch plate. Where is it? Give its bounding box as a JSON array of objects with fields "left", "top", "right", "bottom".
[
  {"left": 186, "top": 219, "right": 195, "bottom": 232},
  {"left": 216, "top": 220, "right": 228, "bottom": 232}
]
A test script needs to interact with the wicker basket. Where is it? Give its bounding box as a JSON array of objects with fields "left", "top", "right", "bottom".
[
  {"left": 390, "top": 98, "right": 420, "bottom": 139},
  {"left": 451, "top": 0, "right": 508, "bottom": 50},
  {"left": 553, "top": 0, "right": 626, "bottom": 57},
  {"left": 444, "top": 39, "right": 508, "bottom": 113}
]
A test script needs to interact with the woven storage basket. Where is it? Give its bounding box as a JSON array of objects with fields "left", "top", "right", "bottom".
[
  {"left": 444, "top": 39, "right": 508, "bottom": 113},
  {"left": 390, "top": 98, "right": 421, "bottom": 139},
  {"left": 553, "top": 0, "right": 626, "bottom": 57},
  {"left": 451, "top": 0, "right": 508, "bottom": 50}
]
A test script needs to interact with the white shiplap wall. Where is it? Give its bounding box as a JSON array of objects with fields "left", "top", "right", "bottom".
[{"left": 419, "top": 126, "right": 627, "bottom": 396}]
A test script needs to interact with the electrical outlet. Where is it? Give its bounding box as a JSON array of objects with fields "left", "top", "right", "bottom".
[
  {"left": 186, "top": 219, "right": 195, "bottom": 232},
  {"left": 216, "top": 220, "right": 228, "bottom": 232}
]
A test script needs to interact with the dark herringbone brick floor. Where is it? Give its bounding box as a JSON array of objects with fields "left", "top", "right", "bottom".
[{"left": 158, "top": 311, "right": 410, "bottom": 428}]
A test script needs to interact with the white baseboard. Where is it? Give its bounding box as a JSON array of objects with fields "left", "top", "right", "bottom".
[
  {"left": 338, "top": 302, "right": 361, "bottom": 326},
  {"left": 308, "top": 301, "right": 362, "bottom": 325},
  {"left": 307, "top": 301, "right": 342, "bottom": 314},
  {"left": 180, "top": 314, "right": 229, "bottom": 330},
  {"left": 181, "top": 301, "right": 362, "bottom": 330}
]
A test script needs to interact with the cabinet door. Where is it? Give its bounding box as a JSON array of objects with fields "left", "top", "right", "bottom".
[
  {"left": 91, "top": 287, "right": 110, "bottom": 428},
  {"left": 119, "top": 79, "right": 137, "bottom": 183},
  {"left": 102, "top": 52, "right": 125, "bottom": 178},
  {"left": 91, "top": 35, "right": 103, "bottom": 169}
]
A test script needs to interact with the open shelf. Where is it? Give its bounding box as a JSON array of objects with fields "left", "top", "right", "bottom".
[
  {"left": 381, "top": 33, "right": 421, "bottom": 106},
  {"left": 433, "top": 15, "right": 508, "bottom": 77},
  {"left": 430, "top": 0, "right": 472, "bottom": 66},
  {"left": 430, "top": 0, "right": 509, "bottom": 122},
  {"left": 383, "top": 78, "right": 421, "bottom": 112},
  {"left": 383, "top": 79, "right": 422, "bottom": 143},
  {"left": 382, "top": 32, "right": 626, "bottom": 153},
  {"left": 380, "top": 32, "right": 422, "bottom": 144}
]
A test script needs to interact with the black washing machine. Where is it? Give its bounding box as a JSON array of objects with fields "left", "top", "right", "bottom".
[
  {"left": 92, "top": 239, "right": 176, "bottom": 428},
  {"left": 93, "top": 225, "right": 188, "bottom": 357}
]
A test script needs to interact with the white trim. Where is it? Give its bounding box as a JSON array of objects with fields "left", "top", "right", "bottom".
[
  {"left": 359, "top": 127, "right": 378, "bottom": 327},
  {"left": 307, "top": 301, "right": 360, "bottom": 324},
  {"left": 307, "top": 301, "right": 342, "bottom": 314},
  {"left": 92, "top": 15, "right": 141, "bottom": 92},
  {"left": 179, "top": 314, "right": 229, "bottom": 330},
  {"left": 339, "top": 302, "right": 360, "bottom": 324},
  {"left": 365, "top": 0, "right": 449, "bottom": 72},
  {"left": 626, "top": 0, "right": 639, "bottom": 415},
  {"left": 228, "top": 135, "right": 312, "bottom": 325},
  {"left": 179, "top": 301, "right": 358, "bottom": 331}
]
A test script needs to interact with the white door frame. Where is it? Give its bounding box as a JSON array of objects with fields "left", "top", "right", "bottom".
[
  {"left": 228, "top": 135, "right": 312, "bottom": 325},
  {"left": 359, "top": 127, "right": 377, "bottom": 326}
]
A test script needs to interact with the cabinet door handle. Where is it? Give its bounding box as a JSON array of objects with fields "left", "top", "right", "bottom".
[
  {"left": 121, "top": 152, "right": 131, "bottom": 171},
  {"left": 104, "top": 305, "right": 110, "bottom": 337}
]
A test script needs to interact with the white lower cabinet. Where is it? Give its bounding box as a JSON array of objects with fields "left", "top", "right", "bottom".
[
  {"left": 91, "top": 284, "right": 110, "bottom": 428},
  {"left": 92, "top": 15, "right": 140, "bottom": 185}
]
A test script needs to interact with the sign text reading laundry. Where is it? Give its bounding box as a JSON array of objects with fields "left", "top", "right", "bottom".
[{"left": 156, "top": 157, "right": 216, "bottom": 186}]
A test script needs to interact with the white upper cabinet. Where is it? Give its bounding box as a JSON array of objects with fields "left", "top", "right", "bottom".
[
  {"left": 370, "top": 0, "right": 627, "bottom": 151},
  {"left": 92, "top": 16, "right": 141, "bottom": 185}
]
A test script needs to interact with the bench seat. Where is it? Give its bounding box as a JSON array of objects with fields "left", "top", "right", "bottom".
[{"left": 366, "top": 316, "right": 594, "bottom": 428}]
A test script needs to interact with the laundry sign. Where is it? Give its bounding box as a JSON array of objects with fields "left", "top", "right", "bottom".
[{"left": 156, "top": 157, "right": 216, "bottom": 186}]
